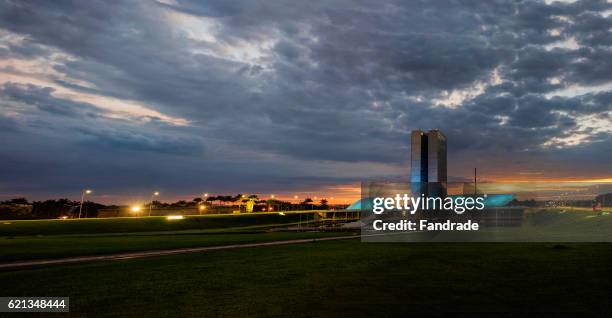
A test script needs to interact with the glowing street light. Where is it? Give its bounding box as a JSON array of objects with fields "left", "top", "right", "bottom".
[
  {"left": 131, "top": 206, "right": 142, "bottom": 213},
  {"left": 149, "top": 191, "right": 160, "bottom": 216},
  {"left": 267, "top": 195, "right": 276, "bottom": 213},
  {"left": 78, "top": 189, "right": 92, "bottom": 219},
  {"left": 200, "top": 192, "right": 208, "bottom": 207}
]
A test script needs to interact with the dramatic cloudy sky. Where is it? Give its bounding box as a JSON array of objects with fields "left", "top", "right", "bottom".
[{"left": 0, "top": 0, "right": 611, "bottom": 203}]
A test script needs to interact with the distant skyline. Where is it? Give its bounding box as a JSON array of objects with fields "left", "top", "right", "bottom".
[{"left": 1, "top": 0, "right": 611, "bottom": 203}]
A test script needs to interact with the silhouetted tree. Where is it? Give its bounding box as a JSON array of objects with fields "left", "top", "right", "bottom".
[
  {"left": 1, "top": 198, "right": 29, "bottom": 205},
  {"left": 320, "top": 199, "right": 329, "bottom": 209},
  {"left": 595, "top": 193, "right": 612, "bottom": 207}
]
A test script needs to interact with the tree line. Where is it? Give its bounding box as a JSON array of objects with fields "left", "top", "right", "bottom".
[
  {"left": 0, "top": 195, "right": 333, "bottom": 219},
  {"left": 0, "top": 198, "right": 112, "bottom": 220}
]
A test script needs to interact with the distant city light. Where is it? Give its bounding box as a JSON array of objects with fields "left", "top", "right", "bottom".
[
  {"left": 153, "top": 192, "right": 160, "bottom": 196},
  {"left": 270, "top": 194, "right": 275, "bottom": 199},
  {"left": 167, "top": 215, "right": 184, "bottom": 220},
  {"left": 131, "top": 206, "right": 142, "bottom": 213},
  {"left": 204, "top": 193, "right": 209, "bottom": 197},
  {"left": 85, "top": 189, "right": 92, "bottom": 194},
  {"left": 59, "top": 216, "right": 68, "bottom": 220},
  {"left": 279, "top": 212, "right": 285, "bottom": 216},
  {"left": 199, "top": 205, "right": 206, "bottom": 211}
]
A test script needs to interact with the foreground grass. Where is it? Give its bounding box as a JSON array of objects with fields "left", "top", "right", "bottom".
[
  {"left": 2, "top": 241, "right": 611, "bottom": 316},
  {"left": 0, "top": 230, "right": 352, "bottom": 262}
]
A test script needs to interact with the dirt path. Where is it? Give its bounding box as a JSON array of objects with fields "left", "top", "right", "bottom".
[{"left": 0, "top": 235, "right": 358, "bottom": 271}]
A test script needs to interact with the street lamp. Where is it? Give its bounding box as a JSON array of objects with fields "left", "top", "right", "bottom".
[
  {"left": 131, "top": 206, "right": 142, "bottom": 213},
  {"left": 201, "top": 193, "right": 209, "bottom": 209},
  {"left": 149, "top": 191, "right": 159, "bottom": 216},
  {"left": 78, "top": 189, "right": 92, "bottom": 219}
]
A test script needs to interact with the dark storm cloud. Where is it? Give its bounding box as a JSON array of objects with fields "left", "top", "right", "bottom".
[
  {"left": 0, "top": 83, "right": 104, "bottom": 117},
  {"left": 0, "top": 0, "right": 611, "bottom": 199},
  {"left": 0, "top": 82, "right": 204, "bottom": 156},
  {"left": 0, "top": 40, "right": 51, "bottom": 59},
  {"left": 75, "top": 126, "right": 205, "bottom": 156}
]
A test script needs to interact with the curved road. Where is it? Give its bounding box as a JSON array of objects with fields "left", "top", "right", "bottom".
[{"left": 0, "top": 235, "right": 358, "bottom": 271}]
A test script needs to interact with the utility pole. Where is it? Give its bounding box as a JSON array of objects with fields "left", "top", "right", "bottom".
[{"left": 474, "top": 168, "right": 477, "bottom": 195}]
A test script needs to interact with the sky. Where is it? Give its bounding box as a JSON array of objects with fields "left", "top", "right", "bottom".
[{"left": 0, "top": 0, "right": 611, "bottom": 204}]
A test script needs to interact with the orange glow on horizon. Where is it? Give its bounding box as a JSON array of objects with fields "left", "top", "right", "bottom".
[{"left": 480, "top": 176, "right": 612, "bottom": 184}]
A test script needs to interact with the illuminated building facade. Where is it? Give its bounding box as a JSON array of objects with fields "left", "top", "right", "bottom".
[{"left": 410, "top": 129, "right": 447, "bottom": 196}]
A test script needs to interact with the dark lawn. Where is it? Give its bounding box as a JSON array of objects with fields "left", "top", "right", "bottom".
[
  {"left": 0, "top": 231, "right": 353, "bottom": 262},
  {"left": 2, "top": 240, "right": 611, "bottom": 317}
]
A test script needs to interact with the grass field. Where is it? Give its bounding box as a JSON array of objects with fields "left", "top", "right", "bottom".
[
  {"left": 0, "top": 231, "right": 353, "bottom": 262},
  {"left": 0, "top": 212, "right": 323, "bottom": 236},
  {"left": 0, "top": 211, "right": 349, "bottom": 262},
  {"left": 2, "top": 240, "right": 611, "bottom": 316},
  {"left": 1, "top": 208, "right": 610, "bottom": 262},
  {"left": 1, "top": 208, "right": 611, "bottom": 316}
]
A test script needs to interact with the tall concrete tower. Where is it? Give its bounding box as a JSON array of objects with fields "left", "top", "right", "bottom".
[
  {"left": 426, "top": 129, "right": 447, "bottom": 184},
  {"left": 410, "top": 130, "right": 428, "bottom": 184},
  {"left": 410, "top": 129, "right": 447, "bottom": 196}
]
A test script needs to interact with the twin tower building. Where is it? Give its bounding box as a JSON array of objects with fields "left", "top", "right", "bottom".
[{"left": 410, "top": 129, "right": 448, "bottom": 196}]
